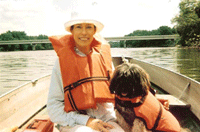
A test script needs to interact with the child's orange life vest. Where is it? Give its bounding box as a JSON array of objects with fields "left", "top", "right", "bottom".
[{"left": 49, "top": 35, "right": 114, "bottom": 112}]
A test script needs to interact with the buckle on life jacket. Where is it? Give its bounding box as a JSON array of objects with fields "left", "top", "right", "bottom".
[{"left": 64, "top": 71, "right": 110, "bottom": 112}]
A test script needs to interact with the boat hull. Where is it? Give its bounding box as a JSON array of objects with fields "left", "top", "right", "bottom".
[{"left": 0, "top": 74, "right": 51, "bottom": 129}]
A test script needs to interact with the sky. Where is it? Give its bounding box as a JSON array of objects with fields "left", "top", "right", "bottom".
[{"left": 0, "top": 0, "right": 181, "bottom": 37}]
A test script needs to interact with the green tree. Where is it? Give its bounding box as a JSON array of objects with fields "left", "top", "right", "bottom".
[
  {"left": 171, "top": 27, "right": 178, "bottom": 34},
  {"left": 195, "top": 4, "right": 200, "bottom": 18},
  {"left": 1, "top": 31, "right": 14, "bottom": 41},
  {"left": 124, "top": 26, "right": 176, "bottom": 47},
  {"left": 158, "top": 26, "right": 173, "bottom": 35},
  {"left": 0, "top": 30, "right": 52, "bottom": 51},
  {"left": 35, "top": 44, "right": 45, "bottom": 50},
  {"left": 119, "top": 40, "right": 125, "bottom": 47},
  {"left": 37, "top": 34, "right": 48, "bottom": 39},
  {"left": 19, "top": 44, "right": 32, "bottom": 51},
  {"left": 151, "top": 29, "right": 160, "bottom": 35},
  {"left": 127, "top": 30, "right": 151, "bottom": 36},
  {"left": 172, "top": 0, "right": 200, "bottom": 46},
  {"left": 11, "top": 31, "right": 28, "bottom": 40}
]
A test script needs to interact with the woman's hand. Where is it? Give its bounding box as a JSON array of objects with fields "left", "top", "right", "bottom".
[{"left": 86, "top": 118, "right": 114, "bottom": 132}]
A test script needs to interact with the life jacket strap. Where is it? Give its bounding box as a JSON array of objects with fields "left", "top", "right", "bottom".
[
  {"left": 64, "top": 71, "right": 110, "bottom": 112},
  {"left": 64, "top": 76, "right": 109, "bottom": 92},
  {"left": 64, "top": 71, "right": 110, "bottom": 93},
  {"left": 151, "top": 103, "right": 163, "bottom": 130}
]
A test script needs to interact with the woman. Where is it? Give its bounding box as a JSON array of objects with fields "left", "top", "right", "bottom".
[{"left": 47, "top": 11, "right": 124, "bottom": 132}]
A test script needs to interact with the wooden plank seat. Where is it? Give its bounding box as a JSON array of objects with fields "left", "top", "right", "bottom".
[{"left": 156, "top": 94, "right": 191, "bottom": 109}]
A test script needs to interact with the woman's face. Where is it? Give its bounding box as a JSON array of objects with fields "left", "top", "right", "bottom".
[{"left": 71, "top": 23, "right": 96, "bottom": 48}]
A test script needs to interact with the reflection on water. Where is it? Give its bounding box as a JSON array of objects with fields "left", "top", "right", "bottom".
[
  {"left": 177, "top": 48, "right": 200, "bottom": 81},
  {"left": 111, "top": 47, "right": 180, "bottom": 71},
  {"left": 0, "top": 47, "right": 200, "bottom": 96}
]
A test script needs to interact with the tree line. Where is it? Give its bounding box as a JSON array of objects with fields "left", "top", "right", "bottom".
[
  {"left": 110, "top": 26, "right": 177, "bottom": 48},
  {"left": 0, "top": 0, "right": 199, "bottom": 51},
  {"left": 0, "top": 31, "right": 53, "bottom": 51}
]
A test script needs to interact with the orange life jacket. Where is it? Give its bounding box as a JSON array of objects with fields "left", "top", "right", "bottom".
[
  {"left": 49, "top": 35, "right": 114, "bottom": 112},
  {"left": 116, "top": 92, "right": 181, "bottom": 132}
]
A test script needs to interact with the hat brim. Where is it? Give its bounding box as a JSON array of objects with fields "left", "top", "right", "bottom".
[{"left": 64, "top": 19, "right": 104, "bottom": 33}]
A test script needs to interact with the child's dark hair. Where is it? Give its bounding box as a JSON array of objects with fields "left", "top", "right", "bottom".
[{"left": 109, "top": 63, "right": 151, "bottom": 98}]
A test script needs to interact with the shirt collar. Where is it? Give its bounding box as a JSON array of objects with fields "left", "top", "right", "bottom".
[{"left": 74, "top": 47, "right": 92, "bottom": 57}]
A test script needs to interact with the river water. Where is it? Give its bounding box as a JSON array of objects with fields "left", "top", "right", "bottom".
[{"left": 0, "top": 47, "right": 200, "bottom": 96}]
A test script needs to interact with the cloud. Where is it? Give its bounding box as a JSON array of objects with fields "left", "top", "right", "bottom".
[
  {"left": 0, "top": 0, "right": 48, "bottom": 34},
  {"left": 98, "top": 0, "right": 180, "bottom": 37},
  {"left": 0, "top": 0, "right": 181, "bottom": 37}
]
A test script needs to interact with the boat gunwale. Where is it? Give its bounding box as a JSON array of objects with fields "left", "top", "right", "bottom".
[{"left": 0, "top": 73, "right": 51, "bottom": 99}]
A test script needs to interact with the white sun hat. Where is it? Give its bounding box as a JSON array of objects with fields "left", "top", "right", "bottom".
[{"left": 64, "top": 8, "right": 104, "bottom": 33}]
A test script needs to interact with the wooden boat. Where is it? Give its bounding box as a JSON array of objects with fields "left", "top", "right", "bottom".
[{"left": 0, "top": 56, "right": 200, "bottom": 131}]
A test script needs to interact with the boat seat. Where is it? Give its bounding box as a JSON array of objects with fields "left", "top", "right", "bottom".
[{"left": 156, "top": 94, "right": 191, "bottom": 109}]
